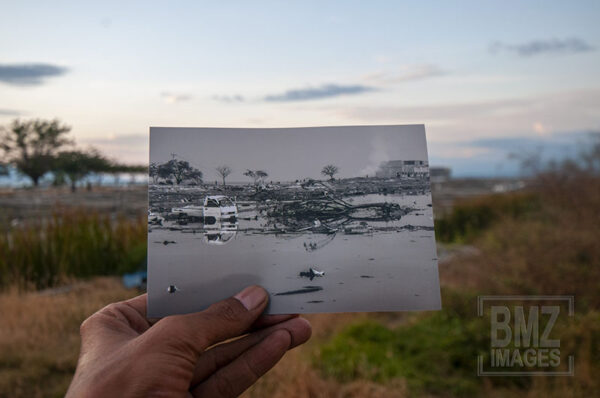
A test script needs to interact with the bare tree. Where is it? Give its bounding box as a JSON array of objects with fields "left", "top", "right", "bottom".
[
  {"left": 321, "top": 164, "right": 339, "bottom": 180},
  {"left": 216, "top": 165, "right": 232, "bottom": 186}
]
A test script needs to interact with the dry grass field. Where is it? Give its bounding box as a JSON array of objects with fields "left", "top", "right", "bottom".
[
  {"left": 0, "top": 278, "right": 135, "bottom": 397},
  {"left": 0, "top": 278, "right": 398, "bottom": 398}
]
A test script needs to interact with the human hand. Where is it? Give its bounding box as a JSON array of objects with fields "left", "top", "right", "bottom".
[{"left": 66, "top": 286, "right": 311, "bottom": 397}]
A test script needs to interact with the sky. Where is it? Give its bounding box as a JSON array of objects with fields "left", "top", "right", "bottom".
[
  {"left": 150, "top": 125, "right": 427, "bottom": 182},
  {"left": 1, "top": 1, "right": 599, "bottom": 176}
]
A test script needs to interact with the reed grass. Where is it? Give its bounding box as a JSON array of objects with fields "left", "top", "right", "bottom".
[{"left": 0, "top": 209, "right": 146, "bottom": 290}]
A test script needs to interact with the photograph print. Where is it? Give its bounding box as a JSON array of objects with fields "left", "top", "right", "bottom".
[{"left": 148, "top": 125, "right": 441, "bottom": 316}]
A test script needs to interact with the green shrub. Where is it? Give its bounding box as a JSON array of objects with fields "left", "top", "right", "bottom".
[
  {"left": 315, "top": 289, "right": 488, "bottom": 397},
  {"left": 435, "top": 192, "right": 539, "bottom": 243}
]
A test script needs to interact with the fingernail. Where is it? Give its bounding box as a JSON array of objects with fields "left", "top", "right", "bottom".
[{"left": 234, "top": 285, "right": 267, "bottom": 311}]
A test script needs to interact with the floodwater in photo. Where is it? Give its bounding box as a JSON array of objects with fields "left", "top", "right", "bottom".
[{"left": 148, "top": 126, "right": 441, "bottom": 316}]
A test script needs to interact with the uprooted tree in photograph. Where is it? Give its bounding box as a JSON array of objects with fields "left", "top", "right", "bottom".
[
  {"left": 0, "top": 119, "right": 73, "bottom": 186},
  {"left": 321, "top": 164, "right": 339, "bottom": 181},
  {"left": 216, "top": 165, "right": 232, "bottom": 186}
]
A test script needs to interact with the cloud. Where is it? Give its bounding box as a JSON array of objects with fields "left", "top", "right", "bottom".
[
  {"left": 490, "top": 38, "right": 594, "bottom": 57},
  {"left": 335, "top": 97, "right": 530, "bottom": 122},
  {"left": 466, "top": 133, "right": 590, "bottom": 152},
  {"left": 0, "top": 108, "right": 21, "bottom": 116},
  {"left": 212, "top": 94, "right": 245, "bottom": 103},
  {"left": 363, "top": 64, "right": 445, "bottom": 85},
  {"left": 80, "top": 134, "right": 148, "bottom": 163},
  {"left": 213, "top": 83, "right": 377, "bottom": 104},
  {"left": 82, "top": 134, "right": 148, "bottom": 147},
  {"left": 0, "top": 63, "right": 68, "bottom": 86},
  {"left": 264, "top": 83, "right": 375, "bottom": 102},
  {"left": 532, "top": 121, "right": 548, "bottom": 136},
  {"left": 428, "top": 131, "right": 594, "bottom": 177},
  {"left": 329, "top": 88, "right": 600, "bottom": 142},
  {"left": 160, "top": 92, "right": 192, "bottom": 104}
]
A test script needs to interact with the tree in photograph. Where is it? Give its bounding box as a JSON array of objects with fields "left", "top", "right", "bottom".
[
  {"left": 243, "top": 169, "right": 255, "bottom": 183},
  {"left": 243, "top": 169, "right": 268, "bottom": 185},
  {"left": 149, "top": 162, "right": 159, "bottom": 184},
  {"left": 243, "top": 169, "right": 257, "bottom": 184},
  {"left": 321, "top": 164, "right": 339, "bottom": 180},
  {"left": 167, "top": 159, "right": 192, "bottom": 185},
  {"left": 255, "top": 170, "right": 268, "bottom": 183},
  {"left": 0, "top": 119, "right": 72, "bottom": 186},
  {"left": 157, "top": 162, "right": 172, "bottom": 183},
  {"left": 187, "top": 169, "right": 203, "bottom": 185},
  {"left": 154, "top": 159, "right": 202, "bottom": 185},
  {"left": 216, "top": 165, "right": 232, "bottom": 186}
]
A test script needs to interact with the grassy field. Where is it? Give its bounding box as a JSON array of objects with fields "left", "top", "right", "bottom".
[
  {"left": 0, "top": 168, "right": 599, "bottom": 397},
  {"left": 0, "top": 209, "right": 146, "bottom": 290}
]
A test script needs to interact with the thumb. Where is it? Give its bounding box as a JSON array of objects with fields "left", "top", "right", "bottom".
[{"left": 141, "top": 286, "right": 269, "bottom": 360}]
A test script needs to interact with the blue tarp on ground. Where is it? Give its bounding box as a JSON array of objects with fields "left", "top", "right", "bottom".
[{"left": 122, "top": 271, "right": 147, "bottom": 290}]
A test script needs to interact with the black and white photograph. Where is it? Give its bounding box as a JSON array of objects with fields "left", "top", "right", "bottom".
[{"left": 148, "top": 125, "right": 441, "bottom": 316}]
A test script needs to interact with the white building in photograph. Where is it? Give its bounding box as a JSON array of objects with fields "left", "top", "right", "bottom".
[{"left": 375, "top": 160, "right": 429, "bottom": 178}]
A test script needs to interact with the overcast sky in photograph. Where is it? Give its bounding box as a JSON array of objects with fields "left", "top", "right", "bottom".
[
  {"left": 1, "top": 1, "right": 599, "bottom": 176},
  {"left": 150, "top": 125, "right": 427, "bottom": 181}
]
